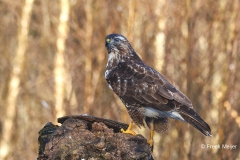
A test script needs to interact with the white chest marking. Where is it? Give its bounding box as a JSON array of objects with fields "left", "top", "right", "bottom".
[
  {"left": 108, "top": 52, "right": 115, "bottom": 62},
  {"left": 105, "top": 70, "right": 110, "bottom": 79},
  {"left": 105, "top": 53, "right": 114, "bottom": 78},
  {"left": 108, "top": 84, "right": 113, "bottom": 90}
]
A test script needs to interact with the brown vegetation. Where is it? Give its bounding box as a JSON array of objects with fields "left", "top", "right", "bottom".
[{"left": 0, "top": 0, "right": 239, "bottom": 159}]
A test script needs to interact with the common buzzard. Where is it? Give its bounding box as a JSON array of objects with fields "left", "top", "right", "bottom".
[{"left": 104, "top": 34, "right": 211, "bottom": 146}]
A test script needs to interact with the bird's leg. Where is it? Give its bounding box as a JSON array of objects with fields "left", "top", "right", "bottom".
[
  {"left": 121, "top": 121, "right": 136, "bottom": 135},
  {"left": 147, "top": 121, "right": 154, "bottom": 150},
  {"left": 147, "top": 129, "right": 154, "bottom": 147}
]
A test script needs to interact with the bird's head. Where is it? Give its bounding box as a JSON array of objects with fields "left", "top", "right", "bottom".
[
  {"left": 105, "top": 34, "right": 134, "bottom": 56},
  {"left": 105, "top": 34, "right": 140, "bottom": 61}
]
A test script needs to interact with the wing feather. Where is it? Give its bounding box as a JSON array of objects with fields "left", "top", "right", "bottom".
[{"left": 109, "top": 62, "right": 192, "bottom": 112}]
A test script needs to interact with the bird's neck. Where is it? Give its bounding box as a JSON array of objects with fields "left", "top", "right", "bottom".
[
  {"left": 105, "top": 50, "right": 143, "bottom": 80},
  {"left": 106, "top": 48, "right": 143, "bottom": 68},
  {"left": 106, "top": 52, "right": 123, "bottom": 69}
]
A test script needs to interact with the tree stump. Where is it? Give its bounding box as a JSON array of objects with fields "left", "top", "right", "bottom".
[{"left": 37, "top": 115, "right": 153, "bottom": 160}]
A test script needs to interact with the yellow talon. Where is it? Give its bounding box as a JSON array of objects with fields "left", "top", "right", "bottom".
[
  {"left": 147, "top": 139, "right": 154, "bottom": 147},
  {"left": 147, "top": 125, "right": 154, "bottom": 150},
  {"left": 121, "top": 121, "right": 136, "bottom": 135}
]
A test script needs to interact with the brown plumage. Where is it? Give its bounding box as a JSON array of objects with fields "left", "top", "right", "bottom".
[{"left": 104, "top": 34, "right": 211, "bottom": 137}]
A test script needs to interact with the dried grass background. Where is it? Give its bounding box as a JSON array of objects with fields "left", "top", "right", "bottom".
[{"left": 0, "top": 0, "right": 240, "bottom": 159}]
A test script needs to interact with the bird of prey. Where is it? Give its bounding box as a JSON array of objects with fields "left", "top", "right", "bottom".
[{"left": 104, "top": 33, "right": 212, "bottom": 147}]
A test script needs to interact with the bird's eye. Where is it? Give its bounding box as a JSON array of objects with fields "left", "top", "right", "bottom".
[{"left": 114, "top": 38, "right": 120, "bottom": 43}]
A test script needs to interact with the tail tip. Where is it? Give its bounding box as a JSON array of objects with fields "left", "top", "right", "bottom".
[{"left": 206, "top": 132, "right": 212, "bottom": 137}]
